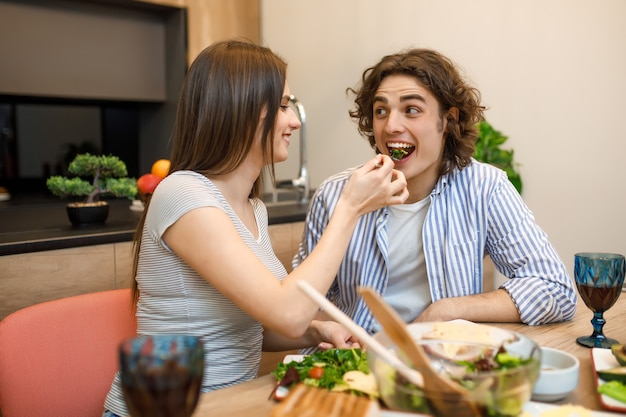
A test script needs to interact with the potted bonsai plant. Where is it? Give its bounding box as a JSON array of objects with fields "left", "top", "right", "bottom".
[
  {"left": 474, "top": 120, "right": 523, "bottom": 194},
  {"left": 46, "top": 153, "right": 137, "bottom": 226}
]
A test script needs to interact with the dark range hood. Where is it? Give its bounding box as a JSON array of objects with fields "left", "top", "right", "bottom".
[{"left": 0, "top": 0, "right": 187, "bottom": 196}]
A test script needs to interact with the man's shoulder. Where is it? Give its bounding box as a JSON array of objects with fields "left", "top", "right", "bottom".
[
  {"left": 464, "top": 159, "right": 506, "bottom": 175},
  {"left": 452, "top": 160, "right": 509, "bottom": 186},
  {"left": 316, "top": 166, "right": 359, "bottom": 192}
]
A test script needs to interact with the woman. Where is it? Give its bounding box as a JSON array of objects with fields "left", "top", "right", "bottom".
[{"left": 102, "top": 39, "right": 407, "bottom": 416}]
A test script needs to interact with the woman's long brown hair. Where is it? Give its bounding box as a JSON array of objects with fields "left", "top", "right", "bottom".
[{"left": 131, "top": 39, "right": 288, "bottom": 305}]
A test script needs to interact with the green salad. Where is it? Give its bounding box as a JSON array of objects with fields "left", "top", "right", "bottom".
[{"left": 271, "top": 348, "right": 376, "bottom": 397}]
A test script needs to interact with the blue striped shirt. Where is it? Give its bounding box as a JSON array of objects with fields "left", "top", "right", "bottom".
[{"left": 294, "top": 160, "right": 576, "bottom": 333}]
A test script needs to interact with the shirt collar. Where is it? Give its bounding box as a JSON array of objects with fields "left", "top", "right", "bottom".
[{"left": 431, "top": 170, "right": 452, "bottom": 196}]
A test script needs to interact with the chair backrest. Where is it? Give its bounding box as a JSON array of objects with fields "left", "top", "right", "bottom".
[{"left": 0, "top": 288, "right": 136, "bottom": 417}]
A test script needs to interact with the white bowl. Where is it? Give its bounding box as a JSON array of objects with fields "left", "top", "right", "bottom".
[{"left": 531, "top": 347, "right": 580, "bottom": 402}]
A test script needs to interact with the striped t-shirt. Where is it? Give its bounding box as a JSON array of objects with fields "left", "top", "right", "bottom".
[{"left": 104, "top": 171, "right": 287, "bottom": 416}]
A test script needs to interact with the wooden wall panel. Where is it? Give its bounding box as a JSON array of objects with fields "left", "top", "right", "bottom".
[{"left": 114, "top": 241, "right": 134, "bottom": 289}]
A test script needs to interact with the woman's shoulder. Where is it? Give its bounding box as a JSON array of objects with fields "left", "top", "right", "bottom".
[
  {"left": 151, "top": 171, "right": 223, "bottom": 210},
  {"left": 157, "top": 171, "right": 216, "bottom": 194},
  {"left": 160, "top": 170, "right": 208, "bottom": 187}
]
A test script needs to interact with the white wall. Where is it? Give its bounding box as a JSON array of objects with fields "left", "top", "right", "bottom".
[{"left": 261, "top": 0, "right": 626, "bottom": 280}]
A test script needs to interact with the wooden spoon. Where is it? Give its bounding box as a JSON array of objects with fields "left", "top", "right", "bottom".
[{"left": 359, "top": 287, "right": 482, "bottom": 417}]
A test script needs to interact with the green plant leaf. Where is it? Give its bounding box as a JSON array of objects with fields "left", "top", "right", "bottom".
[
  {"left": 46, "top": 176, "right": 93, "bottom": 198},
  {"left": 474, "top": 121, "right": 523, "bottom": 194},
  {"left": 103, "top": 178, "right": 138, "bottom": 200},
  {"left": 47, "top": 153, "right": 137, "bottom": 202}
]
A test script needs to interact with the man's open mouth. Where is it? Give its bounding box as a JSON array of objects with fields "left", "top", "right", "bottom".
[{"left": 387, "top": 143, "right": 415, "bottom": 161}]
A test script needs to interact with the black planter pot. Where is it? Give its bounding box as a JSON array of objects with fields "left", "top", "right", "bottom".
[{"left": 66, "top": 202, "right": 110, "bottom": 226}]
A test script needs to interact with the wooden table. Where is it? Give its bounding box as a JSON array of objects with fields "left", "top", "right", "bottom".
[{"left": 193, "top": 294, "right": 626, "bottom": 416}]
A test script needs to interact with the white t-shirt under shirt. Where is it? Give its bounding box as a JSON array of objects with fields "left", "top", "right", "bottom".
[
  {"left": 104, "top": 170, "right": 287, "bottom": 416},
  {"left": 382, "top": 196, "right": 432, "bottom": 327}
]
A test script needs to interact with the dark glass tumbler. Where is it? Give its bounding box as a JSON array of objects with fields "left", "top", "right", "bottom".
[{"left": 120, "top": 334, "right": 204, "bottom": 417}]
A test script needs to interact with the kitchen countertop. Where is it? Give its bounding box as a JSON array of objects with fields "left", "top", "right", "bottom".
[{"left": 0, "top": 196, "right": 308, "bottom": 256}]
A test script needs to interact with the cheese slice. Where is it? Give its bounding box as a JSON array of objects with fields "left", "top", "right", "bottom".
[
  {"left": 331, "top": 371, "right": 379, "bottom": 398},
  {"left": 420, "top": 321, "right": 504, "bottom": 360},
  {"left": 422, "top": 321, "right": 496, "bottom": 345}
]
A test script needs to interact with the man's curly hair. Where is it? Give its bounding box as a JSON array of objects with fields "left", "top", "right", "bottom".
[{"left": 348, "top": 48, "right": 485, "bottom": 175}]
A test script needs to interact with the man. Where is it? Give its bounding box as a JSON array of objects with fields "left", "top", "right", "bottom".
[{"left": 294, "top": 48, "right": 576, "bottom": 338}]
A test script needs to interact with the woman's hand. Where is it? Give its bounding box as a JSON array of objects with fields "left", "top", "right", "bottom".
[
  {"left": 340, "top": 154, "right": 408, "bottom": 216},
  {"left": 311, "top": 320, "right": 362, "bottom": 351}
]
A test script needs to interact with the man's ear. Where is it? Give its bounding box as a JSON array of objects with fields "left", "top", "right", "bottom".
[
  {"left": 447, "top": 106, "right": 459, "bottom": 122},
  {"left": 442, "top": 107, "right": 459, "bottom": 133}
]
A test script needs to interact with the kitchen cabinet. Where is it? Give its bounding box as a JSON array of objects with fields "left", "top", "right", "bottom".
[
  {"left": 0, "top": 222, "right": 304, "bottom": 321},
  {"left": 268, "top": 221, "right": 304, "bottom": 273},
  {"left": 0, "top": 242, "right": 133, "bottom": 320},
  {"left": 137, "top": 0, "right": 260, "bottom": 64},
  {"left": 0, "top": 0, "right": 259, "bottom": 189}
]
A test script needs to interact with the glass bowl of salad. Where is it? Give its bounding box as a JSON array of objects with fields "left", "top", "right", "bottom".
[{"left": 368, "top": 321, "right": 541, "bottom": 417}]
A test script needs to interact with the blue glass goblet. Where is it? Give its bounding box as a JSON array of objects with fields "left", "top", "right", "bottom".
[
  {"left": 574, "top": 252, "right": 625, "bottom": 348},
  {"left": 119, "top": 335, "right": 204, "bottom": 417}
]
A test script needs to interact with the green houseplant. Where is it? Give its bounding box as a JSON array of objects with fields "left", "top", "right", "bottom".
[
  {"left": 474, "top": 120, "right": 523, "bottom": 194},
  {"left": 46, "top": 153, "right": 137, "bottom": 226}
]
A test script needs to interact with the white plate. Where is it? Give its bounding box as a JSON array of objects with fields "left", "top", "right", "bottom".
[
  {"left": 282, "top": 354, "right": 305, "bottom": 363},
  {"left": 523, "top": 401, "right": 622, "bottom": 416},
  {"left": 382, "top": 402, "right": 622, "bottom": 416},
  {"left": 592, "top": 348, "right": 626, "bottom": 413}
]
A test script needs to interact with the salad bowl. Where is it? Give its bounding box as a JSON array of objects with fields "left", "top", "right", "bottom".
[{"left": 368, "top": 321, "right": 541, "bottom": 417}]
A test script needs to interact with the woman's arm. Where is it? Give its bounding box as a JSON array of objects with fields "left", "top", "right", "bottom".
[
  {"left": 262, "top": 320, "right": 360, "bottom": 352},
  {"left": 164, "top": 155, "right": 408, "bottom": 339}
]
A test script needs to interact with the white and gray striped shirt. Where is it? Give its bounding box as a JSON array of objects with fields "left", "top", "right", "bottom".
[
  {"left": 104, "top": 171, "right": 287, "bottom": 416},
  {"left": 294, "top": 160, "right": 576, "bottom": 335}
]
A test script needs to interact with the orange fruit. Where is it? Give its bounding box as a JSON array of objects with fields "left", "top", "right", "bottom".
[{"left": 151, "top": 159, "right": 170, "bottom": 179}]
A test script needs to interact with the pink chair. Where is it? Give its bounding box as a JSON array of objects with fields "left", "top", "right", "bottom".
[{"left": 0, "top": 289, "right": 136, "bottom": 417}]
